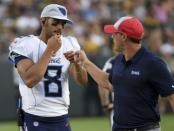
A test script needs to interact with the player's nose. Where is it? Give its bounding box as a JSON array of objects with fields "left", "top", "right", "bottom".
[{"left": 54, "top": 25, "right": 62, "bottom": 31}]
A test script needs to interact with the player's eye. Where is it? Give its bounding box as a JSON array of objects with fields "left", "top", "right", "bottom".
[
  {"left": 52, "top": 22, "right": 58, "bottom": 26},
  {"left": 51, "top": 19, "right": 66, "bottom": 26}
]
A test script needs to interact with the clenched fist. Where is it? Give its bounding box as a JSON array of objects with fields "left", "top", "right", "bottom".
[
  {"left": 64, "top": 51, "right": 75, "bottom": 63},
  {"left": 47, "top": 34, "right": 61, "bottom": 54},
  {"left": 73, "top": 50, "right": 88, "bottom": 65}
]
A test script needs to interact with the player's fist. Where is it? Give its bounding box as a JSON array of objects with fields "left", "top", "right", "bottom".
[
  {"left": 47, "top": 34, "right": 61, "bottom": 53},
  {"left": 64, "top": 51, "right": 75, "bottom": 63}
]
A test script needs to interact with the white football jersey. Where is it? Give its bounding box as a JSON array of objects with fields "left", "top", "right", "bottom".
[
  {"left": 103, "top": 56, "right": 115, "bottom": 72},
  {"left": 102, "top": 56, "right": 116, "bottom": 127},
  {"left": 9, "top": 35, "right": 80, "bottom": 117},
  {"left": 102, "top": 56, "right": 115, "bottom": 103}
]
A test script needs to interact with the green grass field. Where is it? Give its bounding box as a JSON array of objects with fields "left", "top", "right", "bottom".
[{"left": 0, "top": 114, "right": 173, "bottom": 131}]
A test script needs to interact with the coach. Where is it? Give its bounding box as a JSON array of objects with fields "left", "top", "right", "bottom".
[{"left": 73, "top": 16, "right": 174, "bottom": 131}]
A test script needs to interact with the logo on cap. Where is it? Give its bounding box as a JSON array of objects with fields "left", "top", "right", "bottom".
[
  {"left": 58, "top": 7, "right": 66, "bottom": 16},
  {"left": 40, "top": 4, "right": 72, "bottom": 24}
]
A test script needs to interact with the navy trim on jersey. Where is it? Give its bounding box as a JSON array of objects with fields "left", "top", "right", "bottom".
[
  {"left": 8, "top": 51, "right": 29, "bottom": 67},
  {"left": 15, "top": 55, "right": 29, "bottom": 67}
]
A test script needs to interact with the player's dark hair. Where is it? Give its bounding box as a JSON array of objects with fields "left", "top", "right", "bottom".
[
  {"left": 42, "top": 20, "right": 46, "bottom": 25},
  {"left": 42, "top": 20, "right": 45, "bottom": 25}
]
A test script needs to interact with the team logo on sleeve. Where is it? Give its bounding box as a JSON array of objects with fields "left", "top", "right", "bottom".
[{"left": 9, "top": 51, "right": 21, "bottom": 61}]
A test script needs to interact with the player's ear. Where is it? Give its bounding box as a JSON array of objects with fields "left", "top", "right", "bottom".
[{"left": 41, "top": 18, "right": 46, "bottom": 25}]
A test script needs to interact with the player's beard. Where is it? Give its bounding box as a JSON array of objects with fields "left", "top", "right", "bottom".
[
  {"left": 45, "top": 27, "right": 61, "bottom": 39},
  {"left": 44, "top": 28, "right": 53, "bottom": 40}
]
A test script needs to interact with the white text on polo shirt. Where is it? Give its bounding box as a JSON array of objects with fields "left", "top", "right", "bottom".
[
  {"left": 172, "top": 85, "right": 174, "bottom": 88},
  {"left": 131, "top": 70, "right": 140, "bottom": 76}
]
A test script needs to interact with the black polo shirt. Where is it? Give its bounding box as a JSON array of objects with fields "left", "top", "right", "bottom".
[{"left": 110, "top": 47, "right": 174, "bottom": 129}]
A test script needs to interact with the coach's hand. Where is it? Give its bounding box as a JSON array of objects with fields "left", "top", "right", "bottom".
[
  {"left": 47, "top": 34, "right": 61, "bottom": 54},
  {"left": 102, "top": 103, "right": 113, "bottom": 113},
  {"left": 74, "top": 50, "right": 89, "bottom": 66}
]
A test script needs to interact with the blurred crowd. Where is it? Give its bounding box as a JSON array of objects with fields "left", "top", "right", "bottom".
[{"left": 0, "top": 0, "right": 174, "bottom": 114}]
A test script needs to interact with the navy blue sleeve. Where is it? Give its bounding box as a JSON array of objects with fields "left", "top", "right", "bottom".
[{"left": 149, "top": 58, "right": 174, "bottom": 97}]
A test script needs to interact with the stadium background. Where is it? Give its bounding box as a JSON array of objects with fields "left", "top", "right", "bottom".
[{"left": 0, "top": 0, "right": 173, "bottom": 130}]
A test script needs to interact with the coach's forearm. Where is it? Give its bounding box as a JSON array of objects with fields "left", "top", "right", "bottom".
[
  {"left": 98, "top": 85, "right": 110, "bottom": 106},
  {"left": 83, "top": 60, "right": 112, "bottom": 91}
]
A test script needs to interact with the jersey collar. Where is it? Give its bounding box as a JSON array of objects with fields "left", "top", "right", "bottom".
[{"left": 121, "top": 47, "right": 146, "bottom": 66}]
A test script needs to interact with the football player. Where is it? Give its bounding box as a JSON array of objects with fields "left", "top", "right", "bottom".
[{"left": 9, "top": 4, "right": 87, "bottom": 131}]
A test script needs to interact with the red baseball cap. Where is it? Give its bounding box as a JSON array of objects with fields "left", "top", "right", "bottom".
[{"left": 104, "top": 16, "right": 144, "bottom": 41}]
